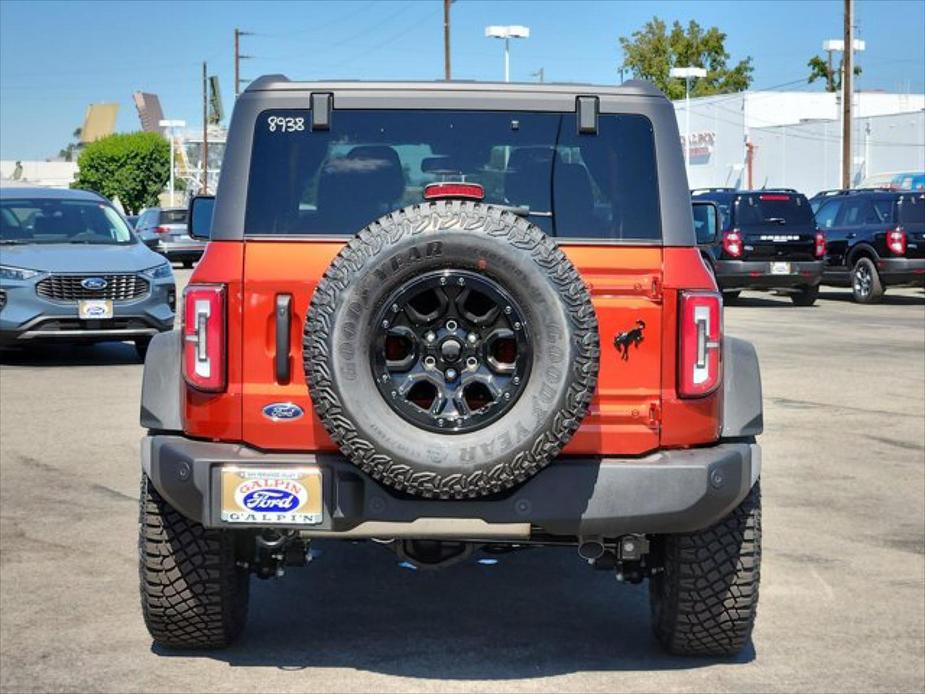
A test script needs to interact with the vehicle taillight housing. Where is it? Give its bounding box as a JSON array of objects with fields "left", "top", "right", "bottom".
[
  {"left": 154, "top": 225, "right": 170, "bottom": 235},
  {"left": 815, "top": 230, "right": 826, "bottom": 258},
  {"left": 182, "top": 284, "right": 226, "bottom": 392},
  {"left": 678, "top": 291, "right": 722, "bottom": 398},
  {"left": 887, "top": 226, "right": 907, "bottom": 256},
  {"left": 722, "top": 229, "right": 743, "bottom": 258}
]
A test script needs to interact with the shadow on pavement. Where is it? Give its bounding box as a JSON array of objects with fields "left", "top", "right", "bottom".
[
  {"left": 818, "top": 289, "right": 925, "bottom": 306},
  {"left": 154, "top": 540, "right": 755, "bottom": 678},
  {"left": 0, "top": 341, "right": 142, "bottom": 367}
]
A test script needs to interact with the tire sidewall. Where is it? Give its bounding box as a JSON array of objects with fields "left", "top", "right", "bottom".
[{"left": 306, "top": 202, "right": 599, "bottom": 497}]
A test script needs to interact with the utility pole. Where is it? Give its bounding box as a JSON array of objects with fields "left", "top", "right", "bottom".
[
  {"left": 234, "top": 28, "right": 253, "bottom": 98},
  {"left": 443, "top": 0, "right": 451, "bottom": 80},
  {"left": 841, "top": 0, "right": 853, "bottom": 189},
  {"left": 202, "top": 61, "right": 209, "bottom": 195}
]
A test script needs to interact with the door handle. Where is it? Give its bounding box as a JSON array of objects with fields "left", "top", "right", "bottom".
[{"left": 275, "top": 294, "right": 292, "bottom": 384}]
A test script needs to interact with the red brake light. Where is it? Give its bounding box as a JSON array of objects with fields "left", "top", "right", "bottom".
[
  {"left": 154, "top": 225, "right": 170, "bottom": 235},
  {"left": 182, "top": 284, "right": 226, "bottom": 392},
  {"left": 423, "top": 182, "right": 485, "bottom": 201},
  {"left": 759, "top": 193, "right": 790, "bottom": 201},
  {"left": 678, "top": 291, "right": 722, "bottom": 398},
  {"left": 815, "top": 230, "right": 826, "bottom": 258},
  {"left": 722, "top": 229, "right": 743, "bottom": 258},
  {"left": 887, "top": 227, "right": 907, "bottom": 256}
]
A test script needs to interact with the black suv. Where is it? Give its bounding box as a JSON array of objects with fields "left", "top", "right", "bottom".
[
  {"left": 691, "top": 188, "right": 825, "bottom": 305},
  {"left": 810, "top": 189, "right": 925, "bottom": 303}
]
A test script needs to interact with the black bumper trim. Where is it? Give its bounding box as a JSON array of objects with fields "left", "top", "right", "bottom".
[
  {"left": 141, "top": 436, "right": 760, "bottom": 537},
  {"left": 877, "top": 257, "right": 925, "bottom": 286},
  {"left": 716, "top": 259, "right": 824, "bottom": 290}
]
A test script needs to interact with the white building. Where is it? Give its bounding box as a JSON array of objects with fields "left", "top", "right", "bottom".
[
  {"left": 0, "top": 160, "right": 78, "bottom": 188},
  {"left": 674, "top": 90, "right": 925, "bottom": 194}
]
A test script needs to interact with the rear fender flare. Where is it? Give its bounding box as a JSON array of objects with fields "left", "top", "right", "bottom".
[
  {"left": 721, "top": 336, "right": 763, "bottom": 439},
  {"left": 140, "top": 330, "right": 183, "bottom": 432}
]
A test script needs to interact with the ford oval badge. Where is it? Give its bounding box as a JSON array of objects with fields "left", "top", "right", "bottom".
[
  {"left": 262, "top": 402, "right": 304, "bottom": 421},
  {"left": 81, "top": 277, "right": 108, "bottom": 290},
  {"left": 242, "top": 488, "right": 300, "bottom": 511}
]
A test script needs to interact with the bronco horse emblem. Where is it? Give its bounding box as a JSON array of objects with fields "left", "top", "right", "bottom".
[{"left": 614, "top": 320, "right": 646, "bottom": 361}]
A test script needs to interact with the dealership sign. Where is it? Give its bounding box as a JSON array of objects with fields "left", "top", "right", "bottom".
[{"left": 681, "top": 131, "right": 716, "bottom": 164}]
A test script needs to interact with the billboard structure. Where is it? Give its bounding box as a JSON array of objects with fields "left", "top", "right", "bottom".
[{"left": 133, "top": 92, "right": 166, "bottom": 134}]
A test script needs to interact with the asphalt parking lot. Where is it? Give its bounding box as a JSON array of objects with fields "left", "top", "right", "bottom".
[{"left": 1, "top": 269, "right": 923, "bottom": 694}]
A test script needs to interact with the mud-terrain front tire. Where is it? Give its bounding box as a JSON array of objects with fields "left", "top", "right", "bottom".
[
  {"left": 139, "top": 474, "right": 249, "bottom": 648},
  {"left": 649, "top": 482, "right": 761, "bottom": 656}
]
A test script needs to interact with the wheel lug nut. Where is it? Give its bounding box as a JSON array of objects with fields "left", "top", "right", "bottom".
[
  {"left": 425, "top": 331, "right": 436, "bottom": 343},
  {"left": 513, "top": 322, "right": 521, "bottom": 330},
  {"left": 446, "top": 368, "right": 458, "bottom": 381},
  {"left": 391, "top": 303, "right": 400, "bottom": 312},
  {"left": 504, "top": 392, "right": 512, "bottom": 400},
  {"left": 457, "top": 277, "right": 465, "bottom": 286},
  {"left": 466, "top": 357, "right": 478, "bottom": 369},
  {"left": 382, "top": 320, "right": 389, "bottom": 328},
  {"left": 440, "top": 277, "right": 448, "bottom": 286},
  {"left": 424, "top": 356, "right": 436, "bottom": 368},
  {"left": 504, "top": 305, "right": 512, "bottom": 314},
  {"left": 467, "top": 332, "right": 477, "bottom": 344},
  {"left": 438, "top": 418, "right": 445, "bottom": 427},
  {"left": 381, "top": 374, "right": 389, "bottom": 382},
  {"left": 512, "top": 376, "right": 520, "bottom": 385}
]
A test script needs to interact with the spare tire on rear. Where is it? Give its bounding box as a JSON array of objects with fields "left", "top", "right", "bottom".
[{"left": 305, "top": 200, "right": 599, "bottom": 499}]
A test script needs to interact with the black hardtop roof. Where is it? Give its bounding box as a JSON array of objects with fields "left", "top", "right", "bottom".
[
  {"left": 244, "top": 74, "right": 666, "bottom": 99},
  {"left": 0, "top": 186, "right": 106, "bottom": 202}
]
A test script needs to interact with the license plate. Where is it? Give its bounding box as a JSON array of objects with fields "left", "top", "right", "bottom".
[
  {"left": 770, "top": 262, "right": 792, "bottom": 275},
  {"left": 220, "top": 467, "right": 323, "bottom": 525},
  {"left": 78, "top": 299, "right": 113, "bottom": 319}
]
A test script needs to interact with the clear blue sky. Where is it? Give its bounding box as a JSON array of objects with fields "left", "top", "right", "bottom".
[{"left": 1, "top": 0, "right": 923, "bottom": 160}]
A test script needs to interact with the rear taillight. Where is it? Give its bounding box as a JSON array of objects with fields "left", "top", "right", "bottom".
[
  {"left": 182, "top": 284, "right": 226, "bottom": 392},
  {"left": 678, "top": 291, "right": 722, "bottom": 398},
  {"left": 423, "top": 182, "right": 485, "bottom": 201},
  {"left": 154, "top": 225, "right": 170, "bottom": 235},
  {"left": 887, "top": 226, "right": 907, "bottom": 256},
  {"left": 815, "top": 230, "right": 826, "bottom": 258},
  {"left": 722, "top": 229, "right": 743, "bottom": 258}
]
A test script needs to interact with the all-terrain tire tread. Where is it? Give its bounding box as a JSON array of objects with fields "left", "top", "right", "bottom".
[
  {"left": 651, "top": 483, "right": 761, "bottom": 656},
  {"left": 138, "top": 474, "right": 248, "bottom": 648}
]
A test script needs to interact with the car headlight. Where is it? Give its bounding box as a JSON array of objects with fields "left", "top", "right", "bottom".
[
  {"left": 0, "top": 265, "right": 40, "bottom": 281},
  {"left": 143, "top": 263, "right": 173, "bottom": 280}
]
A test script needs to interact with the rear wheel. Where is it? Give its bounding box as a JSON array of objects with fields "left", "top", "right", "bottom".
[
  {"left": 139, "top": 474, "right": 249, "bottom": 648},
  {"left": 650, "top": 483, "right": 761, "bottom": 656},
  {"left": 182, "top": 259, "right": 194, "bottom": 269},
  {"left": 134, "top": 337, "right": 151, "bottom": 362},
  {"left": 790, "top": 284, "right": 819, "bottom": 306},
  {"left": 851, "top": 257, "right": 884, "bottom": 303}
]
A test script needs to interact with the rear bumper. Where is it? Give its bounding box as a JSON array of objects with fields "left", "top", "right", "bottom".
[
  {"left": 877, "top": 257, "right": 925, "bottom": 286},
  {"left": 716, "top": 259, "right": 824, "bottom": 290},
  {"left": 141, "top": 435, "right": 760, "bottom": 538}
]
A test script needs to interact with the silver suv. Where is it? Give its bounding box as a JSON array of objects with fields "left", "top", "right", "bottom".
[
  {"left": 0, "top": 187, "right": 175, "bottom": 359},
  {"left": 135, "top": 206, "right": 205, "bottom": 268}
]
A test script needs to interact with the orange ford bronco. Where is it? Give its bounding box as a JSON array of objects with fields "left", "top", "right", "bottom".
[{"left": 139, "top": 77, "right": 763, "bottom": 655}]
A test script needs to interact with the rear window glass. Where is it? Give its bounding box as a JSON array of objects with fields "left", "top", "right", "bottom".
[
  {"left": 898, "top": 194, "right": 925, "bottom": 224},
  {"left": 160, "top": 209, "right": 187, "bottom": 224},
  {"left": 734, "top": 194, "right": 814, "bottom": 229},
  {"left": 244, "top": 109, "right": 660, "bottom": 241}
]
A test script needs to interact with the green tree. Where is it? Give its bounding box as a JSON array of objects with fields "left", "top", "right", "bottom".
[
  {"left": 807, "top": 55, "right": 862, "bottom": 92},
  {"left": 619, "top": 18, "right": 753, "bottom": 99},
  {"left": 72, "top": 132, "right": 169, "bottom": 213}
]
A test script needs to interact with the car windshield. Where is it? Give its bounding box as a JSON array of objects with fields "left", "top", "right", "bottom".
[
  {"left": 0, "top": 198, "right": 135, "bottom": 245},
  {"left": 161, "top": 209, "right": 187, "bottom": 224},
  {"left": 244, "top": 109, "right": 661, "bottom": 241},
  {"left": 735, "top": 194, "right": 814, "bottom": 230}
]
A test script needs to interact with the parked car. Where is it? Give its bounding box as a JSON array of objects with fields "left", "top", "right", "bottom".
[
  {"left": 691, "top": 187, "right": 825, "bottom": 305},
  {"left": 0, "top": 187, "right": 176, "bottom": 359},
  {"left": 138, "top": 77, "right": 764, "bottom": 656},
  {"left": 134, "top": 206, "right": 205, "bottom": 267},
  {"left": 810, "top": 189, "right": 925, "bottom": 302},
  {"left": 125, "top": 214, "right": 139, "bottom": 228}
]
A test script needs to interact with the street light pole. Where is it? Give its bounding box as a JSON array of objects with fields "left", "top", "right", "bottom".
[
  {"left": 669, "top": 66, "right": 707, "bottom": 178},
  {"left": 485, "top": 25, "right": 529, "bottom": 82},
  {"left": 159, "top": 119, "right": 186, "bottom": 205}
]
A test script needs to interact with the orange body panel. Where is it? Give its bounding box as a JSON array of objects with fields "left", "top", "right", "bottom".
[{"left": 183, "top": 240, "right": 721, "bottom": 454}]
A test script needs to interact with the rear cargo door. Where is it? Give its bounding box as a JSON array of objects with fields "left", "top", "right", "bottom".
[
  {"left": 238, "top": 106, "right": 663, "bottom": 456},
  {"left": 737, "top": 193, "right": 817, "bottom": 261},
  {"left": 898, "top": 193, "right": 925, "bottom": 259}
]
